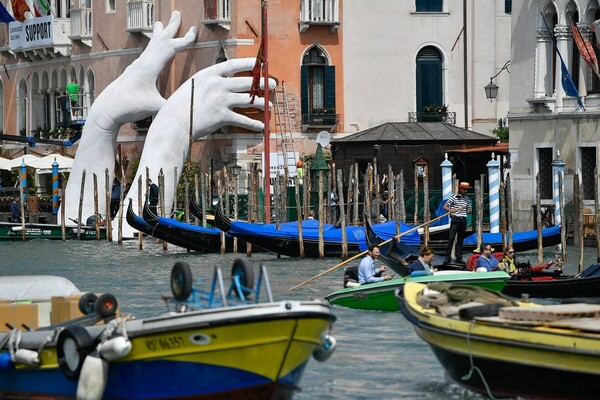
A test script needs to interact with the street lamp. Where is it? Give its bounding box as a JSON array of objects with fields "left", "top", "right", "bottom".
[
  {"left": 229, "top": 159, "right": 242, "bottom": 177},
  {"left": 484, "top": 60, "right": 510, "bottom": 102}
]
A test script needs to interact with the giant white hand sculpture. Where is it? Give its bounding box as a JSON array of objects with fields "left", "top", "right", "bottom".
[
  {"left": 119, "top": 58, "right": 275, "bottom": 238},
  {"left": 62, "top": 11, "right": 197, "bottom": 225}
]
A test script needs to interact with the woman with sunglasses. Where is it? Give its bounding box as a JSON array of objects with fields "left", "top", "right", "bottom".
[{"left": 500, "top": 246, "right": 518, "bottom": 275}]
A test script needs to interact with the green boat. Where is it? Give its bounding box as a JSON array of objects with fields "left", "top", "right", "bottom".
[
  {"left": 325, "top": 270, "right": 510, "bottom": 312},
  {"left": 0, "top": 222, "right": 107, "bottom": 240}
]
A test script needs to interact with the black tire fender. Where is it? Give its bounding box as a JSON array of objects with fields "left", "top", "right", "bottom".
[
  {"left": 459, "top": 302, "right": 505, "bottom": 320},
  {"left": 171, "top": 262, "right": 193, "bottom": 301},
  {"left": 78, "top": 293, "right": 98, "bottom": 315},
  {"left": 56, "top": 326, "right": 95, "bottom": 380},
  {"left": 231, "top": 258, "right": 254, "bottom": 298},
  {"left": 95, "top": 293, "right": 118, "bottom": 318}
]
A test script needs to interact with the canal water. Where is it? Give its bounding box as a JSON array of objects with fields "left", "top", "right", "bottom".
[{"left": 2, "top": 239, "right": 597, "bottom": 399}]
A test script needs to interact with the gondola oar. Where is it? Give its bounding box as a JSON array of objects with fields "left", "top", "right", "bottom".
[{"left": 289, "top": 209, "right": 457, "bottom": 291}]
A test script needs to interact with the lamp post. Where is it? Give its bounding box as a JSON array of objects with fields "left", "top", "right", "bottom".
[
  {"left": 229, "top": 160, "right": 242, "bottom": 177},
  {"left": 484, "top": 60, "right": 510, "bottom": 102}
]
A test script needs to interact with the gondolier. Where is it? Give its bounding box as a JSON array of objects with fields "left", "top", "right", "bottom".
[{"left": 443, "top": 182, "right": 472, "bottom": 265}]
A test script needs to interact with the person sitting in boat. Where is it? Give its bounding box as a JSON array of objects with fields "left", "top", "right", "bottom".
[
  {"left": 476, "top": 244, "right": 499, "bottom": 272},
  {"left": 499, "top": 246, "right": 518, "bottom": 275},
  {"left": 11, "top": 198, "right": 22, "bottom": 223},
  {"left": 408, "top": 246, "right": 437, "bottom": 276},
  {"left": 358, "top": 244, "right": 392, "bottom": 284}
]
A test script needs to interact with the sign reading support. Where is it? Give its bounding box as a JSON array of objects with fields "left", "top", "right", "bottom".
[{"left": 9, "top": 16, "right": 54, "bottom": 50}]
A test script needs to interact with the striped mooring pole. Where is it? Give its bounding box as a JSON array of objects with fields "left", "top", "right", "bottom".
[
  {"left": 440, "top": 153, "right": 453, "bottom": 200},
  {"left": 552, "top": 151, "right": 565, "bottom": 227},
  {"left": 487, "top": 153, "right": 501, "bottom": 233},
  {"left": 20, "top": 160, "right": 27, "bottom": 201},
  {"left": 52, "top": 158, "right": 59, "bottom": 214}
]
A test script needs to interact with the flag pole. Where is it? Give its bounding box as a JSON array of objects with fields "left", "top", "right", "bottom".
[{"left": 262, "top": 1, "right": 271, "bottom": 223}]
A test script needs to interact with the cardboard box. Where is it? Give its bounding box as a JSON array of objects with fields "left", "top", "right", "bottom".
[
  {"left": 0, "top": 303, "right": 39, "bottom": 332},
  {"left": 51, "top": 295, "right": 84, "bottom": 325}
]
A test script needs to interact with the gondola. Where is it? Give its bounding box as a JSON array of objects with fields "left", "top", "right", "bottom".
[
  {"left": 365, "top": 219, "right": 563, "bottom": 276},
  {"left": 214, "top": 205, "right": 421, "bottom": 258},
  {"left": 125, "top": 200, "right": 239, "bottom": 252}
]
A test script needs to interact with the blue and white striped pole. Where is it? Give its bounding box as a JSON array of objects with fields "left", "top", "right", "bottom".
[
  {"left": 552, "top": 151, "right": 565, "bottom": 227},
  {"left": 487, "top": 153, "right": 501, "bottom": 233},
  {"left": 20, "top": 160, "right": 27, "bottom": 202},
  {"left": 440, "top": 153, "right": 453, "bottom": 200},
  {"left": 52, "top": 158, "right": 59, "bottom": 215}
]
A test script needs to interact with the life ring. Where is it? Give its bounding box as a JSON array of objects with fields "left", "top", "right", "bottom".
[
  {"left": 231, "top": 258, "right": 254, "bottom": 298},
  {"left": 56, "top": 326, "right": 95, "bottom": 381},
  {"left": 95, "top": 294, "right": 118, "bottom": 318},
  {"left": 78, "top": 293, "right": 98, "bottom": 315},
  {"left": 171, "top": 262, "right": 193, "bottom": 301}
]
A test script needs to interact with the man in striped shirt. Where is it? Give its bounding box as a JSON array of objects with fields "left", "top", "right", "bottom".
[{"left": 443, "top": 182, "right": 472, "bottom": 265}]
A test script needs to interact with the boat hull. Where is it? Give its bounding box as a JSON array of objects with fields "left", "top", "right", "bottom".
[
  {"left": 502, "top": 273, "right": 600, "bottom": 298},
  {"left": 0, "top": 300, "right": 335, "bottom": 399},
  {"left": 399, "top": 282, "right": 600, "bottom": 399},
  {"left": 0, "top": 222, "right": 106, "bottom": 240},
  {"left": 325, "top": 271, "right": 509, "bottom": 311}
]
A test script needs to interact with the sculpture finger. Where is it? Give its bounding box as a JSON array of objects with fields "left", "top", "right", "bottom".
[
  {"left": 222, "top": 77, "right": 277, "bottom": 92},
  {"left": 225, "top": 111, "right": 265, "bottom": 131},
  {"left": 206, "top": 58, "right": 257, "bottom": 77},
  {"left": 170, "top": 27, "right": 198, "bottom": 50},
  {"left": 152, "top": 21, "right": 165, "bottom": 37},
  {"left": 161, "top": 11, "right": 184, "bottom": 39},
  {"left": 226, "top": 94, "right": 269, "bottom": 110}
]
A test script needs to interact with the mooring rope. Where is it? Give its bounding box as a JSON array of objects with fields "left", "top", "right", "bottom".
[{"left": 461, "top": 321, "right": 497, "bottom": 400}]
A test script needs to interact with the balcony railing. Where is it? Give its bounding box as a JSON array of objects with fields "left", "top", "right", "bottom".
[
  {"left": 408, "top": 112, "right": 456, "bottom": 124},
  {"left": 126, "top": 0, "right": 155, "bottom": 36},
  {"left": 2, "top": 16, "right": 71, "bottom": 58},
  {"left": 299, "top": 0, "right": 340, "bottom": 33},
  {"left": 302, "top": 112, "right": 338, "bottom": 127},
  {"left": 69, "top": 8, "right": 92, "bottom": 46},
  {"left": 202, "top": 0, "right": 230, "bottom": 30}
]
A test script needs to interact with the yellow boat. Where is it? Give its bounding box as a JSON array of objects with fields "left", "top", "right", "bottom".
[
  {"left": 399, "top": 281, "right": 600, "bottom": 399},
  {"left": 0, "top": 259, "right": 337, "bottom": 399}
]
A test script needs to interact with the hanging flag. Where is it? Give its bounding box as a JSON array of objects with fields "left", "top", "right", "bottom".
[
  {"left": 10, "top": 0, "right": 30, "bottom": 21},
  {"left": 571, "top": 20, "right": 600, "bottom": 79},
  {"left": 32, "top": 0, "right": 49, "bottom": 17},
  {"left": 0, "top": 1, "right": 15, "bottom": 23},
  {"left": 540, "top": 12, "right": 584, "bottom": 110}
]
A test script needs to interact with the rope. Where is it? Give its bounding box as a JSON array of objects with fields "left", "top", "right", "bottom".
[{"left": 461, "top": 321, "right": 497, "bottom": 400}]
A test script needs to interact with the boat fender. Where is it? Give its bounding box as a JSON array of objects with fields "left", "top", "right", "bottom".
[
  {"left": 313, "top": 334, "right": 337, "bottom": 362},
  {"left": 0, "top": 352, "right": 14, "bottom": 370},
  {"left": 98, "top": 335, "right": 131, "bottom": 362},
  {"left": 13, "top": 348, "right": 39, "bottom": 367},
  {"left": 56, "top": 326, "right": 95, "bottom": 381},
  {"left": 410, "top": 270, "right": 431, "bottom": 278},
  {"left": 76, "top": 350, "right": 109, "bottom": 400}
]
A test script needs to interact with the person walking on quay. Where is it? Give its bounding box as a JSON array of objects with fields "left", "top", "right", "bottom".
[{"left": 443, "top": 182, "right": 472, "bottom": 265}]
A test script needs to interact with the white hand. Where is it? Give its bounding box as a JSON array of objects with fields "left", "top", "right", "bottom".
[
  {"left": 121, "top": 58, "right": 275, "bottom": 236},
  {"left": 62, "top": 11, "right": 196, "bottom": 225}
]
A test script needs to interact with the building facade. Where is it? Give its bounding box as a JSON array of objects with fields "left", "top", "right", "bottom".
[{"left": 509, "top": 0, "right": 600, "bottom": 230}]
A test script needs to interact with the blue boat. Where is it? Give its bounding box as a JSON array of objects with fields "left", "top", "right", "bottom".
[{"left": 214, "top": 205, "right": 420, "bottom": 258}]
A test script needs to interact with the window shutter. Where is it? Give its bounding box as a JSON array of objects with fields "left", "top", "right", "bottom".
[
  {"left": 324, "top": 65, "right": 336, "bottom": 110},
  {"left": 301, "top": 65, "right": 308, "bottom": 117}
]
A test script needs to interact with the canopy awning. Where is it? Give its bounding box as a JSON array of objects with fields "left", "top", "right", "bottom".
[
  {"left": 0, "top": 154, "right": 41, "bottom": 170},
  {"left": 34, "top": 154, "right": 74, "bottom": 174}
]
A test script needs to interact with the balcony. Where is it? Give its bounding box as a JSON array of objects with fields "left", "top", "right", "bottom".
[
  {"left": 69, "top": 7, "right": 92, "bottom": 47},
  {"left": 408, "top": 112, "right": 456, "bottom": 124},
  {"left": 4, "top": 16, "right": 71, "bottom": 60},
  {"left": 302, "top": 111, "right": 339, "bottom": 129},
  {"left": 202, "top": 0, "right": 230, "bottom": 30},
  {"left": 126, "top": 0, "right": 155, "bottom": 38},
  {"left": 299, "top": 0, "right": 340, "bottom": 33}
]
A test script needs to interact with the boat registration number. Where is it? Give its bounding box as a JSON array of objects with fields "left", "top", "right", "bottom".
[{"left": 145, "top": 336, "right": 184, "bottom": 351}]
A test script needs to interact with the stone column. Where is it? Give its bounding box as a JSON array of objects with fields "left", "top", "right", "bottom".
[{"left": 535, "top": 27, "right": 553, "bottom": 97}]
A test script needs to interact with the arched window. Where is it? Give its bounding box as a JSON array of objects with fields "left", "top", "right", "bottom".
[
  {"left": 215, "top": 46, "right": 227, "bottom": 64},
  {"left": 301, "top": 46, "right": 336, "bottom": 126},
  {"left": 416, "top": 46, "right": 443, "bottom": 118},
  {"left": 17, "top": 79, "right": 27, "bottom": 135}
]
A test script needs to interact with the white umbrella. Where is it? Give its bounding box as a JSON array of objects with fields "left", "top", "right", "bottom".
[
  {"left": 0, "top": 154, "right": 41, "bottom": 171},
  {"left": 35, "top": 154, "right": 75, "bottom": 174}
]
